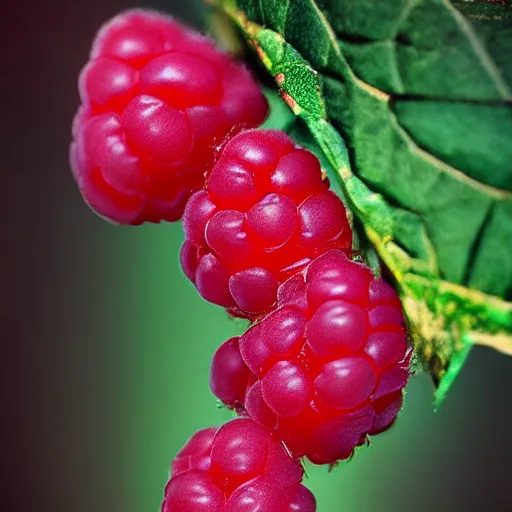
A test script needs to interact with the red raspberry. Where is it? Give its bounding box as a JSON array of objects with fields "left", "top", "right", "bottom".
[
  {"left": 210, "top": 250, "right": 411, "bottom": 465},
  {"left": 181, "top": 129, "right": 352, "bottom": 318},
  {"left": 70, "top": 9, "right": 268, "bottom": 225},
  {"left": 162, "top": 418, "right": 316, "bottom": 511}
]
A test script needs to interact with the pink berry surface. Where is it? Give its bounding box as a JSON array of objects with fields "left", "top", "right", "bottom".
[
  {"left": 162, "top": 418, "right": 316, "bottom": 511},
  {"left": 70, "top": 9, "right": 268, "bottom": 224},
  {"left": 210, "top": 337, "right": 253, "bottom": 410},
  {"left": 181, "top": 129, "right": 352, "bottom": 319},
  {"left": 210, "top": 250, "right": 411, "bottom": 464}
]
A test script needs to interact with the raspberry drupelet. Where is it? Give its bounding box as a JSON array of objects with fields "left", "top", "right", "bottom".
[
  {"left": 70, "top": 9, "right": 268, "bottom": 225},
  {"left": 210, "top": 250, "right": 411, "bottom": 465},
  {"left": 181, "top": 129, "right": 352, "bottom": 319},
  {"left": 162, "top": 418, "right": 316, "bottom": 511}
]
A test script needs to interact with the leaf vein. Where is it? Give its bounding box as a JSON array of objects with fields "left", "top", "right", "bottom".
[
  {"left": 387, "top": 106, "right": 512, "bottom": 200},
  {"left": 444, "top": 0, "right": 511, "bottom": 100}
]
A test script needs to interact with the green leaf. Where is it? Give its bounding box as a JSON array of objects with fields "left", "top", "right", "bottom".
[
  {"left": 452, "top": 0, "right": 512, "bottom": 20},
  {"left": 213, "top": 0, "right": 512, "bottom": 405}
]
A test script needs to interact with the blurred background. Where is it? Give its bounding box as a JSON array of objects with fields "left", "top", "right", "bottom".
[{"left": 3, "top": 0, "right": 512, "bottom": 510}]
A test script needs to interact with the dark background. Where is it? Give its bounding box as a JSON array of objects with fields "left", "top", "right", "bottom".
[{"left": 3, "top": 1, "right": 512, "bottom": 511}]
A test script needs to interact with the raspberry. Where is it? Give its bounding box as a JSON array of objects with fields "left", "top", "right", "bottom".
[
  {"left": 210, "top": 250, "right": 411, "bottom": 465},
  {"left": 181, "top": 129, "right": 352, "bottom": 318},
  {"left": 162, "top": 418, "right": 316, "bottom": 511},
  {"left": 70, "top": 9, "right": 268, "bottom": 224}
]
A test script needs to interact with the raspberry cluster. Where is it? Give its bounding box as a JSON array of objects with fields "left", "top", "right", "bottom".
[
  {"left": 70, "top": 9, "right": 267, "bottom": 225},
  {"left": 162, "top": 419, "right": 316, "bottom": 511},
  {"left": 211, "top": 250, "right": 411, "bottom": 464},
  {"left": 72, "top": 9, "right": 411, "bottom": 511},
  {"left": 181, "top": 129, "right": 352, "bottom": 318}
]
